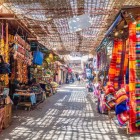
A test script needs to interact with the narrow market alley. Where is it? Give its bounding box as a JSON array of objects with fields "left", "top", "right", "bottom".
[{"left": 0, "top": 83, "right": 139, "bottom": 140}]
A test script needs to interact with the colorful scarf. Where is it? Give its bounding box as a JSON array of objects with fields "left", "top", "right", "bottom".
[
  {"left": 135, "top": 22, "right": 140, "bottom": 128},
  {"left": 108, "top": 40, "right": 123, "bottom": 89},
  {"left": 129, "top": 22, "right": 137, "bottom": 132}
]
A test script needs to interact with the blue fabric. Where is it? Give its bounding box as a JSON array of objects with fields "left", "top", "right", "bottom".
[
  {"left": 33, "top": 51, "right": 43, "bottom": 65},
  {"left": 105, "top": 13, "right": 122, "bottom": 36},
  {"left": 115, "top": 101, "right": 128, "bottom": 115},
  {"left": 30, "top": 94, "right": 36, "bottom": 105},
  {"left": 13, "top": 93, "right": 36, "bottom": 105}
]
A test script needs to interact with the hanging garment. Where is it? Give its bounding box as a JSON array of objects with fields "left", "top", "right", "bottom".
[
  {"left": 135, "top": 22, "right": 140, "bottom": 128},
  {"left": 33, "top": 51, "right": 44, "bottom": 65}
]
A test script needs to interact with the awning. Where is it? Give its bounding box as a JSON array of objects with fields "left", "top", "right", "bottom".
[{"left": 105, "top": 13, "right": 122, "bottom": 36}]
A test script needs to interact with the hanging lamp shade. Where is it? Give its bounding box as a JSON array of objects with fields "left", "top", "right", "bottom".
[
  {"left": 49, "top": 53, "right": 53, "bottom": 61},
  {"left": 54, "top": 56, "right": 59, "bottom": 61},
  {"left": 45, "top": 57, "right": 51, "bottom": 63}
]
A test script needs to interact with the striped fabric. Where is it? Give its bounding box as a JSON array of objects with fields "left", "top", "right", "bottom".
[
  {"left": 136, "top": 23, "right": 140, "bottom": 128},
  {"left": 123, "top": 40, "right": 129, "bottom": 83},
  {"left": 114, "top": 40, "right": 123, "bottom": 89},
  {"left": 108, "top": 40, "right": 123, "bottom": 89},
  {"left": 108, "top": 41, "right": 118, "bottom": 82},
  {"left": 129, "top": 23, "right": 137, "bottom": 132}
]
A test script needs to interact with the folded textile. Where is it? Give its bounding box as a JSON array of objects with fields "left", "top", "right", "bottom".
[
  {"left": 136, "top": 112, "right": 140, "bottom": 119},
  {"left": 116, "top": 95, "right": 128, "bottom": 105},
  {"left": 117, "top": 111, "right": 129, "bottom": 126},
  {"left": 115, "top": 101, "right": 128, "bottom": 115},
  {"left": 136, "top": 120, "right": 140, "bottom": 127}
]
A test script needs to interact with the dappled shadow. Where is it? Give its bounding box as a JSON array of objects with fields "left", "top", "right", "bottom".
[{"left": 1, "top": 84, "right": 139, "bottom": 140}]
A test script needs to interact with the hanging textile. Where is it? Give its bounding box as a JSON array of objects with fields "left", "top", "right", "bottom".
[
  {"left": 114, "top": 40, "right": 123, "bottom": 89},
  {"left": 129, "top": 22, "right": 137, "bottom": 133},
  {"left": 135, "top": 22, "right": 140, "bottom": 128},
  {"left": 118, "top": 40, "right": 129, "bottom": 85},
  {"left": 123, "top": 39, "right": 129, "bottom": 75},
  {"left": 108, "top": 40, "right": 123, "bottom": 89},
  {"left": 0, "top": 23, "right": 4, "bottom": 56},
  {"left": 108, "top": 41, "right": 118, "bottom": 83}
]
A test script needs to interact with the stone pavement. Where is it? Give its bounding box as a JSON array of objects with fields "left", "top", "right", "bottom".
[{"left": 0, "top": 83, "right": 139, "bottom": 140}]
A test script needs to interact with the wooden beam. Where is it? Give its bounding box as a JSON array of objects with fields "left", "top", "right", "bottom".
[{"left": 0, "top": 13, "right": 15, "bottom": 19}]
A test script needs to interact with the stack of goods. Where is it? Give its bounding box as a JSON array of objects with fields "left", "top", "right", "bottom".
[
  {"left": 34, "top": 66, "right": 43, "bottom": 82},
  {"left": 51, "top": 81, "right": 59, "bottom": 94},
  {"left": 11, "top": 34, "right": 32, "bottom": 83},
  {"left": 135, "top": 22, "right": 140, "bottom": 128},
  {"left": 104, "top": 82, "right": 116, "bottom": 110},
  {"left": 45, "top": 83, "right": 53, "bottom": 96},
  {"left": 115, "top": 88, "right": 129, "bottom": 126},
  {"left": 51, "top": 81, "right": 59, "bottom": 88}
]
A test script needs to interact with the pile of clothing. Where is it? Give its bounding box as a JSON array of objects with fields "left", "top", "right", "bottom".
[
  {"left": 115, "top": 87, "right": 129, "bottom": 126},
  {"left": 104, "top": 82, "right": 116, "bottom": 110}
]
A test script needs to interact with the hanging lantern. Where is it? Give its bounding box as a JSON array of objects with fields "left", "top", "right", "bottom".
[
  {"left": 49, "top": 53, "right": 53, "bottom": 61},
  {"left": 54, "top": 56, "right": 58, "bottom": 61},
  {"left": 45, "top": 57, "right": 51, "bottom": 63}
]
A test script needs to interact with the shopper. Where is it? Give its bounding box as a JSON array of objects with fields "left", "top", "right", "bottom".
[{"left": 78, "top": 77, "right": 81, "bottom": 83}]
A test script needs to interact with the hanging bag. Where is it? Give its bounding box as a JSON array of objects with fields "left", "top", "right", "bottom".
[{"left": 33, "top": 46, "right": 43, "bottom": 65}]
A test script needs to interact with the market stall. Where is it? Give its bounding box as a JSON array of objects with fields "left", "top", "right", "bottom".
[
  {"left": 98, "top": 9, "right": 140, "bottom": 134},
  {"left": 91, "top": 7, "right": 140, "bottom": 134},
  {"left": 13, "top": 83, "right": 44, "bottom": 110},
  {"left": 0, "top": 22, "right": 12, "bottom": 131}
]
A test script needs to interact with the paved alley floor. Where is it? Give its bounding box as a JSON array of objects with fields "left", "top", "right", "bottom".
[{"left": 1, "top": 83, "right": 140, "bottom": 140}]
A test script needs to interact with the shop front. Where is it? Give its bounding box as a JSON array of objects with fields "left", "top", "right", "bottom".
[
  {"left": 94, "top": 8, "right": 140, "bottom": 134},
  {"left": 0, "top": 13, "right": 60, "bottom": 132}
]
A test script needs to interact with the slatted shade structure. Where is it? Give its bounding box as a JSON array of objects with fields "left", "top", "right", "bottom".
[{"left": 1, "top": 0, "right": 140, "bottom": 55}]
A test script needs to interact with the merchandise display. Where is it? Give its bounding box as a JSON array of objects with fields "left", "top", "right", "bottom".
[
  {"left": 0, "top": 20, "right": 62, "bottom": 133},
  {"left": 11, "top": 34, "right": 32, "bottom": 84},
  {"left": 0, "top": 23, "right": 10, "bottom": 86},
  {"left": 94, "top": 10, "right": 140, "bottom": 133},
  {"left": 1, "top": 0, "right": 140, "bottom": 138}
]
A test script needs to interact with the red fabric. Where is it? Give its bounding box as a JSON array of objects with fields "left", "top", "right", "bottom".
[{"left": 129, "top": 23, "right": 137, "bottom": 133}]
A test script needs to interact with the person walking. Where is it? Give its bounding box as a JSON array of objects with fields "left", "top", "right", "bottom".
[{"left": 78, "top": 76, "right": 81, "bottom": 84}]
